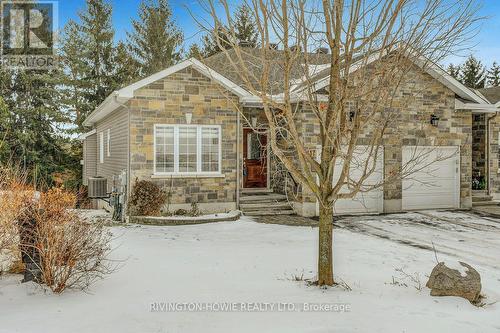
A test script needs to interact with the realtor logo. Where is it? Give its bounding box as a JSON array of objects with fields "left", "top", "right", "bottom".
[{"left": 1, "top": 1, "right": 58, "bottom": 69}]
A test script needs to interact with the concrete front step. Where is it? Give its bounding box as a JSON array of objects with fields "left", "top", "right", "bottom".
[
  {"left": 472, "top": 195, "right": 493, "bottom": 202},
  {"left": 472, "top": 190, "right": 488, "bottom": 195},
  {"left": 472, "top": 201, "right": 499, "bottom": 207},
  {"left": 239, "top": 193, "right": 287, "bottom": 202},
  {"left": 240, "top": 202, "right": 292, "bottom": 211},
  {"left": 244, "top": 209, "right": 295, "bottom": 216}
]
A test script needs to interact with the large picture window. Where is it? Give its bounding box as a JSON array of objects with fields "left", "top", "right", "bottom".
[{"left": 154, "top": 124, "right": 221, "bottom": 175}]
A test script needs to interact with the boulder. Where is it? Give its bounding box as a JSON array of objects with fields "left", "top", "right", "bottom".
[{"left": 426, "top": 261, "right": 481, "bottom": 303}]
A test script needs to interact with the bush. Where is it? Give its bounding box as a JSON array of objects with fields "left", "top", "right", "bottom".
[
  {"left": 0, "top": 166, "right": 32, "bottom": 273},
  {"left": 0, "top": 168, "right": 114, "bottom": 292},
  {"left": 128, "top": 179, "right": 166, "bottom": 216},
  {"left": 19, "top": 189, "right": 114, "bottom": 293}
]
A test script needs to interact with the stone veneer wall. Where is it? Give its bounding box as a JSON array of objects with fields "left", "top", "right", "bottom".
[
  {"left": 488, "top": 116, "right": 500, "bottom": 198},
  {"left": 293, "top": 63, "right": 473, "bottom": 216},
  {"left": 128, "top": 67, "right": 239, "bottom": 213},
  {"left": 472, "top": 113, "right": 486, "bottom": 181}
]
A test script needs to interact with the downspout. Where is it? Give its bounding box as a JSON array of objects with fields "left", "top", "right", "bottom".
[
  {"left": 236, "top": 111, "right": 241, "bottom": 209},
  {"left": 487, "top": 112, "right": 499, "bottom": 196}
]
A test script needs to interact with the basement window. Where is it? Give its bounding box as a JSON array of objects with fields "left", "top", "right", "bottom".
[{"left": 154, "top": 124, "right": 221, "bottom": 175}]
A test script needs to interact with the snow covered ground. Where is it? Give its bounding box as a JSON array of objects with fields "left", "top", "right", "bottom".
[{"left": 0, "top": 211, "right": 499, "bottom": 333}]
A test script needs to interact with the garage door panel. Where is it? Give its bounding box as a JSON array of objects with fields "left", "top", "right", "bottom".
[{"left": 402, "top": 146, "right": 459, "bottom": 210}]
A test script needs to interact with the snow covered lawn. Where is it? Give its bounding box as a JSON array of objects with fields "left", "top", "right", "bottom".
[{"left": 0, "top": 212, "right": 499, "bottom": 333}]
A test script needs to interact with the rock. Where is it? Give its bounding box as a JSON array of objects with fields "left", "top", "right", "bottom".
[{"left": 426, "top": 262, "right": 481, "bottom": 303}]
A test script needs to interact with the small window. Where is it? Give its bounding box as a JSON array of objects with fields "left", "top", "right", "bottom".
[
  {"left": 99, "top": 132, "right": 104, "bottom": 164},
  {"left": 154, "top": 125, "right": 221, "bottom": 175},
  {"left": 107, "top": 129, "right": 111, "bottom": 157}
]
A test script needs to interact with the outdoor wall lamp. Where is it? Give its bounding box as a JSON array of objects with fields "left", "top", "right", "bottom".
[
  {"left": 251, "top": 117, "right": 258, "bottom": 128},
  {"left": 349, "top": 111, "right": 356, "bottom": 122},
  {"left": 185, "top": 112, "right": 192, "bottom": 124},
  {"left": 430, "top": 114, "right": 440, "bottom": 127}
]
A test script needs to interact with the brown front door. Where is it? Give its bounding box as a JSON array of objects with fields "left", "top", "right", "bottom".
[{"left": 243, "top": 128, "right": 267, "bottom": 188}]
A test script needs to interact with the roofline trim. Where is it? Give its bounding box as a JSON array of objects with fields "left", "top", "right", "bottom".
[
  {"left": 78, "top": 129, "right": 96, "bottom": 140},
  {"left": 296, "top": 50, "right": 488, "bottom": 105},
  {"left": 83, "top": 58, "right": 253, "bottom": 127}
]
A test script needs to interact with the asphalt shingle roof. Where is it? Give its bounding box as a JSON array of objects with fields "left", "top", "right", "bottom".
[{"left": 478, "top": 87, "right": 500, "bottom": 103}]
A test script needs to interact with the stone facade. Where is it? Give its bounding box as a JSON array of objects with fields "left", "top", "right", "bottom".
[
  {"left": 472, "top": 113, "right": 486, "bottom": 183},
  {"left": 488, "top": 116, "right": 500, "bottom": 198},
  {"left": 286, "top": 62, "right": 473, "bottom": 215},
  {"left": 128, "top": 67, "right": 240, "bottom": 213}
]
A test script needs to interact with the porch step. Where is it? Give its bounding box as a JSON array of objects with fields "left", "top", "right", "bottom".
[
  {"left": 472, "top": 190, "right": 488, "bottom": 195},
  {"left": 241, "top": 188, "right": 273, "bottom": 194},
  {"left": 472, "top": 201, "right": 500, "bottom": 207},
  {"left": 240, "top": 201, "right": 292, "bottom": 210},
  {"left": 244, "top": 209, "right": 295, "bottom": 216},
  {"left": 239, "top": 191, "right": 295, "bottom": 216},
  {"left": 472, "top": 195, "right": 493, "bottom": 202},
  {"left": 239, "top": 193, "right": 287, "bottom": 203}
]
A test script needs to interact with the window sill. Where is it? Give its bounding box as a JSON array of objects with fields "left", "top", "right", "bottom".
[{"left": 151, "top": 173, "right": 225, "bottom": 179}]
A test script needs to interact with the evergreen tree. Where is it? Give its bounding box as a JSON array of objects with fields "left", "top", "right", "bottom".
[
  {"left": 187, "top": 43, "right": 203, "bottom": 60},
  {"left": 60, "top": 20, "right": 88, "bottom": 131},
  {"left": 447, "top": 63, "right": 461, "bottom": 80},
  {"left": 487, "top": 62, "right": 500, "bottom": 87},
  {"left": 60, "top": 0, "right": 117, "bottom": 131},
  {"left": 126, "top": 0, "right": 183, "bottom": 76},
  {"left": 234, "top": 4, "right": 258, "bottom": 47},
  {"left": 79, "top": 0, "right": 116, "bottom": 110},
  {"left": 114, "top": 41, "right": 140, "bottom": 86},
  {"left": 460, "top": 55, "right": 485, "bottom": 88},
  {"left": 0, "top": 67, "right": 71, "bottom": 186},
  {"left": 201, "top": 26, "right": 232, "bottom": 57}
]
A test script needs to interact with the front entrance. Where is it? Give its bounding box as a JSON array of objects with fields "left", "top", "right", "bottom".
[{"left": 243, "top": 128, "right": 268, "bottom": 188}]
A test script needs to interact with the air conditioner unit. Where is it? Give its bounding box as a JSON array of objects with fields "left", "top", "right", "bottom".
[{"left": 88, "top": 177, "right": 108, "bottom": 198}]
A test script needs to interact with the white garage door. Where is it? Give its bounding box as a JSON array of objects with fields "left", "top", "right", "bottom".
[
  {"left": 317, "top": 146, "right": 384, "bottom": 215},
  {"left": 402, "top": 146, "right": 460, "bottom": 210}
]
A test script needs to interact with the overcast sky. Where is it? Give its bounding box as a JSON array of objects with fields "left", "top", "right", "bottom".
[{"left": 58, "top": 0, "right": 500, "bottom": 67}]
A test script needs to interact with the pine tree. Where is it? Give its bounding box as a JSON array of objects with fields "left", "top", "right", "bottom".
[
  {"left": 79, "top": 0, "right": 116, "bottom": 110},
  {"left": 447, "top": 63, "right": 461, "bottom": 80},
  {"left": 234, "top": 4, "right": 258, "bottom": 47},
  {"left": 60, "top": 0, "right": 117, "bottom": 131},
  {"left": 487, "top": 62, "right": 500, "bottom": 87},
  {"left": 201, "top": 26, "right": 232, "bottom": 57},
  {"left": 114, "top": 41, "right": 140, "bottom": 86},
  {"left": 126, "top": 0, "right": 183, "bottom": 76},
  {"left": 60, "top": 20, "right": 88, "bottom": 131},
  {"left": 460, "top": 55, "right": 485, "bottom": 89},
  {"left": 187, "top": 43, "right": 203, "bottom": 60},
  {"left": 200, "top": 4, "right": 259, "bottom": 58}
]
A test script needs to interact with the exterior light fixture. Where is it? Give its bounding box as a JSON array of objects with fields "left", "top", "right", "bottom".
[
  {"left": 349, "top": 111, "right": 356, "bottom": 122},
  {"left": 251, "top": 117, "right": 258, "bottom": 128},
  {"left": 430, "top": 114, "right": 439, "bottom": 127},
  {"left": 185, "top": 112, "right": 192, "bottom": 124}
]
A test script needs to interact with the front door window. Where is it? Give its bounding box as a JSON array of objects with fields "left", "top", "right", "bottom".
[{"left": 243, "top": 129, "right": 267, "bottom": 188}]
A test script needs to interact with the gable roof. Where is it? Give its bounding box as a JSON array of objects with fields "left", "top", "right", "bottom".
[
  {"left": 477, "top": 87, "right": 500, "bottom": 104},
  {"left": 84, "top": 49, "right": 496, "bottom": 127},
  {"left": 292, "top": 52, "right": 488, "bottom": 104},
  {"left": 203, "top": 47, "right": 332, "bottom": 92},
  {"left": 83, "top": 58, "right": 252, "bottom": 126}
]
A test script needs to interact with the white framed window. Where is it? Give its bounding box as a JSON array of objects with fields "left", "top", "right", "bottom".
[
  {"left": 99, "top": 132, "right": 104, "bottom": 164},
  {"left": 107, "top": 128, "right": 111, "bottom": 157},
  {"left": 154, "top": 124, "right": 222, "bottom": 175}
]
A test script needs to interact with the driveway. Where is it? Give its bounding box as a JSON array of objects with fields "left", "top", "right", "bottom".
[{"left": 335, "top": 210, "right": 500, "bottom": 270}]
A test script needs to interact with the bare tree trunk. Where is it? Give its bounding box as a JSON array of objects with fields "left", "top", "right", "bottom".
[{"left": 318, "top": 203, "right": 334, "bottom": 286}]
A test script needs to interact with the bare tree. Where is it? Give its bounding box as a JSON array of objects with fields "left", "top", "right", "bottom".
[{"left": 195, "top": 0, "right": 481, "bottom": 286}]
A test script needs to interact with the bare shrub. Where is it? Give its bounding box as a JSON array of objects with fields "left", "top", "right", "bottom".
[
  {"left": 18, "top": 189, "right": 115, "bottom": 293},
  {"left": 0, "top": 166, "right": 33, "bottom": 273},
  {"left": 128, "top": 179, "right": 166, "bottom": 216}
]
